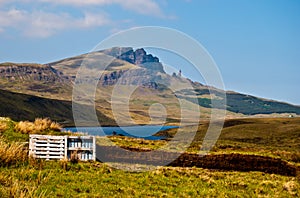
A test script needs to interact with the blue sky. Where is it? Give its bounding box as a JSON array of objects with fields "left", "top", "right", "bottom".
[{"left": 1, "top": 0, "right": 300, "bottom": 105}]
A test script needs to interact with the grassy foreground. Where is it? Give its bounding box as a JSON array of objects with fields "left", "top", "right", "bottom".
[
  {"left": 1, "top": 162, "right": 299, "bottom": 197},
  {"left": 0, "top": 117, "right": 299, "bottom": 197}
]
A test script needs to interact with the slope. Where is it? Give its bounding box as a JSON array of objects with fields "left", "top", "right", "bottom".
[{"left": 0, "top": 89, "right": 116, "bottom": 126}]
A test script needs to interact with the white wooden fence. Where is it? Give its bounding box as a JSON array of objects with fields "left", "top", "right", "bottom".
[{"left": 29, "top": 135, "right": 96, "bottom": 161}]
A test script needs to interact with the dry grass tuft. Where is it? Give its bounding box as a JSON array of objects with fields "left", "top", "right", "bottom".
[
  {"left": 28, "top": 156, "right": 45, "bottom": 170},
  {"left": 0, "top": 170, "right": 49, "bottom": 197},
  {"left": 60, "top": 158, "right": 69, "bottom": 171},
  {"left": 34, "top": 118, "right": 61, "bottom": 131},
  {"left": 0, "top": 137, "right": 28, "bottom": 167},
  {"left": 14, "top": 118, "right": 61, "bottom": 134},
  {"left": 283, "top": 180, "right": 299, "bottom": 195},
  {"left": 14, "top": 121, "right": 35, "bottom": 134},
  {"left": 70, "top": 151, "right": 79, "bottom": 164},
  {"left": 0, "top": 122, "right": 8, "bottom": 133}
]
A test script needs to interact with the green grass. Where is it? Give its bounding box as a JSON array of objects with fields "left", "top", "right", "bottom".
[
  {"left": 0, "top": 117, "right": 299, "bottom": 197},
  {"left": 180, "top": 88, "right": 300, "bottom": 115},
  {"left": 0, "top": 162, "right": 299, "bottom": 197},
  {"left": 154, "top": 117, "right": 300, "bottom": 164},
  {"left": 0, "top": 118, "right": 28, "bottom": 142},
  {"left": 97, "top": 136, "right": 167, "bottom": 150}
]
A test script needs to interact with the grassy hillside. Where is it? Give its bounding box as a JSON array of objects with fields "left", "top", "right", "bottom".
[
  {"left": 226, "top": 93, "right": 300, "bottom": 115},
  {"left": 49, "top": 51, "right": 140, "bottom": 77},
  {"left": 155, "top": 117, "right": 300, "bottom": 165},
  {"left": 1, "top": 162, "right": 299, "bottom": 197},
  {"left": 0, "top": 117, "right": 299, "bottom": 197},
  {"left": 179, "top": 88, "right": 300, "bottom": 115},
  {"left": 0, "top": 62, "right": 72, "bottom": 100},
  {"left": 0, "top": 89, "right": 116, "bottom": 127}
]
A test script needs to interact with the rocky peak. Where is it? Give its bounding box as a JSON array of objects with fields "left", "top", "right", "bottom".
[
  {"left": 133, "top": 48, "right": 159, "bottom": 65},
  {"left": 102, "top": 47, "right": 165, "bottom": 73}
]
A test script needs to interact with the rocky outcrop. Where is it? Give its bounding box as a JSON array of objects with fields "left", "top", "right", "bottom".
[
  {"left": 102, "top": 47, "right": 165, "bottom": 73},
  {"left": 0, "top": 63, "right": 65, "bottom": 83},
  {"left": 100, "top": 68, "right": 161, "bottom": 89}
]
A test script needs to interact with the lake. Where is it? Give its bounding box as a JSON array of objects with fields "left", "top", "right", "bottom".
[{"left": 63, "top": 125, "right": 178, "bottom": 140}]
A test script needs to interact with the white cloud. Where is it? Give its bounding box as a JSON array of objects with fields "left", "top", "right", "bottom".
[
  {"left": 0, "top": 9, "right": 26, "bottom": 26},
  {"left": 40, "top": 0, "right": 164, "bottom": 17},
  {"left": 1, "top": 0, "right": 165, "bottom": 16},
  {"left": 0, "top": 0, "right": 168, "bottom": 38},
  {"left": 77, "top": 12, "right": 109, "bottom": 28},
  {"left": 0, "top": 8, "right": 110, "bottom": 37},
  {"left": 114, "top": 0, "right": 164, "bottom": 17},
  {"left": 0, "top": 0, "right": 164, "bottom": 16}
]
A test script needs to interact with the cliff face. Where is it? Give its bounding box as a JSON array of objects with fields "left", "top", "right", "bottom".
[
  {"left": 0, "top": 63, "right": 65, "bottom": 83},
  {"left": 102, "top": 47, "right": 165, "bottom": 73},
  {"left": 0, "top": 63, "right": 71, "bottom": 97},
  {"left": 100, "top": 68, "right": 164, "bottom": 89}
]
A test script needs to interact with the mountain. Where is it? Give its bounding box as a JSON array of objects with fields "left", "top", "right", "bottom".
[{"left": 0, "top": 47, "right": 299, "bottom": 125}]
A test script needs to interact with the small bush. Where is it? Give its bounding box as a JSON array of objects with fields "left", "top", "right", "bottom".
[
  {"left": 14, "top": 118, "right": 61, "bottom": 134},
  {"left": 0, "top": 137, "right": 28, "bottom": 167}
]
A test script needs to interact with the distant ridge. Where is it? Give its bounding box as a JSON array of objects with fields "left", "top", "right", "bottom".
[{"left": 0, "top": 47, "right": 299, "bottom": 124}]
